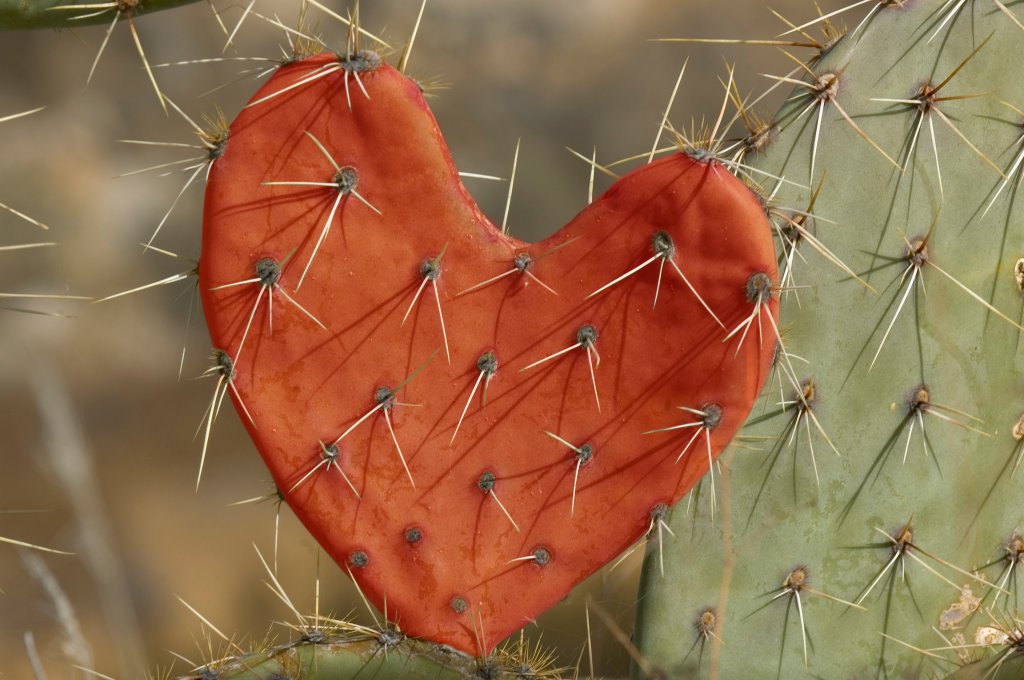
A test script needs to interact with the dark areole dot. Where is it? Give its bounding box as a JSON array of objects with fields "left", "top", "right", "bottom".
[
  {"left": 576, "top": 323, "right": 598, "bottom": 346},
  {"left": 745, "top": 271, "right": 773, "bottom": 304},
  {"left": 477, "top": 351, "right": 498, "bottom": 375},
  {"left": 334, "top": 166, "right": 359, "bottom": 194},
  {"left": 349, "top": 550, "right": 369, "bottom": 568},
  {"left": 651, "top": 230, "right": 675, "bottom": 258},
  {"left": 450, "top": 596, "right": 468, "bottom": 613},
  {"left": 701, "top": 403, "right": 724, "bottom": 430},
  {"left": 255, "top": 257, "right": 282, "bottom": 287}
]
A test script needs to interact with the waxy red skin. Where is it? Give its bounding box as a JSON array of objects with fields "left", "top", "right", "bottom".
[{"left": 200, "top": 52, "right": 778, "bottom": 655}]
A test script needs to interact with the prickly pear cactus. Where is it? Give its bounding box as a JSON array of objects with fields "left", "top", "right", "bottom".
[
  {"left": 176, "top": 629, "right": 565, "bottom": 680},
  {"left": 198, "top": 47, "right": 778, "bottom": 654},
  {"left": 636, "top": 3, "right": 1024, "bottom": 679}
]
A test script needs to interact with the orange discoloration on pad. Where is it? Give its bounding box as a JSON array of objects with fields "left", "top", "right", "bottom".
[{"left": 201, "top": 53, "right": 777, "bottom": 654}]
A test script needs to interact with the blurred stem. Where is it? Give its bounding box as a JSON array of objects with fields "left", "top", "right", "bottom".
[
  {"left": 0, "top": 0, "right": 200, "bottom": 30},
  {"left": 32, "top": 367, "right": 148, "bottom": 678}
]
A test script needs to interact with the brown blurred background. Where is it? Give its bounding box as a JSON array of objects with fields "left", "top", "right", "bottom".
[{"left": 0, "top": 1, "right": 846, "bottom": 677}]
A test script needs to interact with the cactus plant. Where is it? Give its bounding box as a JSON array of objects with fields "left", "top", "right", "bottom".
[
  {"left": 4, "top": 0, "right": 1024, "bottom": 678},
  {"left": 198, "top": 47, "right": 777, "bottom": 655},
  {"left": 634, "top": 2, "right": 1024, "bottom": 678}
]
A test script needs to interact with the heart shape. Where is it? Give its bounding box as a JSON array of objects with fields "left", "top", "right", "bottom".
[{"left": 200, "top": 52, "right": 777, "bottom": 655}]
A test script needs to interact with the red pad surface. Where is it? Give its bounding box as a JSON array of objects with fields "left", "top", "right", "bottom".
[{"left": 200, "top": 53, "right": 778, "bottom": 654}]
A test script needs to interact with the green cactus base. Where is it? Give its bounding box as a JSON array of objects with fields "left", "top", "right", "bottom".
[{"left": 175, "top": 627, "right": 567, "bottom": 680}]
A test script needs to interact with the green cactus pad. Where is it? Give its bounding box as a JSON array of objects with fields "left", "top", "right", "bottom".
[
  {"left": 635, "top": 3, "right": 1024, "bottom": 678},
  {"left": 176, "top": 629, "right": 567, "bottom": 680}
]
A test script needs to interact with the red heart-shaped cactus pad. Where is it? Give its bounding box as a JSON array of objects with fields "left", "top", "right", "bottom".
[{"left": 200, "top": 52, "right": 777, "bottom": 655}]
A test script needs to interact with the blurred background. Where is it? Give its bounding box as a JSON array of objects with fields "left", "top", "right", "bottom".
[{"left": 0, "top": 1, "right": 847, "bottom": 677}]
